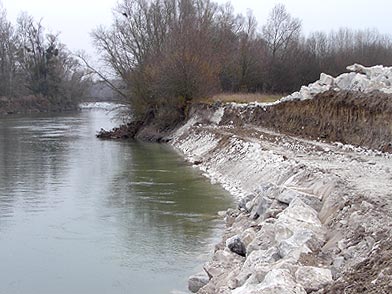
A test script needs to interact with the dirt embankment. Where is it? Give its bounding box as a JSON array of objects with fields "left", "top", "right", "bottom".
[
  {"left": 97, "top": 90, "right": 392, "bottom": 153},
  {"left": 221, "top": 90, "right": 392, "bottom": 153},
  {"left": 0, "top": 96, "right": 78, "bottom": 116},
  {"left": 172, "top": 95, "right": 392, "bottom": 294},
  {"left": 97, "top": 106, "right": 186, "bottom": 142}
]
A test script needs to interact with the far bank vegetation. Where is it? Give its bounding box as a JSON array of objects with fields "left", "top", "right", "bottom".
[
  {"left": 93, "top": 0, "right": 392, "bottom": 131},
  {"left": 0, "top": 9, "right": 90, "bottom": 112}
]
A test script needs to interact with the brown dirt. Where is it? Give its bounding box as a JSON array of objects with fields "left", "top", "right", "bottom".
[
  {"left": 320, "top": 236, "right": 392, "bottom": 294},
  {"left": 98, "top": 104, "right": 187, "bottom": 142},
  {"left": 220, "top": 90, "right": 392, "bottom": 152}
]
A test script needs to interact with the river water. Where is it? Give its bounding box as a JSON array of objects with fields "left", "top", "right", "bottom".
[{"left": 0, "top": 106, "right": 232, "bottom": 294}]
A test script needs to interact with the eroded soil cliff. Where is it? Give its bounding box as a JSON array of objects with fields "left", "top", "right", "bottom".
[{"left": 222, "top": 90, "right": 392, "bottom": 153}]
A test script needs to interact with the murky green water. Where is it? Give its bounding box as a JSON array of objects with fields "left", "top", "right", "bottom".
[{"left": 0, "top": 107, "right": 232, "bottom": 294}]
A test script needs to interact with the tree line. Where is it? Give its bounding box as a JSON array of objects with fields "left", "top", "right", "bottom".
[
  {"left": 0, "top": 8, "right": 89, "bottom": 108},
  {"left": 93, "top": 0, "right": 392, "bottom": 123}
]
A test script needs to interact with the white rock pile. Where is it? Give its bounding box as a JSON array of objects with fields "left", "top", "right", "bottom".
[{"left": 281, "top": 64, "right": 392, "bottom": 103}]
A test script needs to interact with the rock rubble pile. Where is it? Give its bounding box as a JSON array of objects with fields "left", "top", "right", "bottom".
[{"left": 281, "top": 64, "right": 392, "bottom": 103}]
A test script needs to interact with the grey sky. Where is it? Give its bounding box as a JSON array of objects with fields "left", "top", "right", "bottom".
[{"left": 2, "top": 0, "right": 392, "bottom": 56}]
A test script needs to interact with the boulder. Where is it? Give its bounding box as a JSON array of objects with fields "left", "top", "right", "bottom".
[
  {"left": 242, "top": 259, "right": 299, "bottom": 288},
  {"left": 308, "top": 81, "right": 331, "bottom": 95},
  {"left": 347, "top": 63, "right": 384, "bottom": 79},
  {"left": 247, "top": 222, "right": 277, "bottom": 255},
  {"left": 239, "top": 228, "right": 257, "bottom": 247},
  {"left": 295, "top": 266, "right": 333, "bottom": 292},
  {"left": 299, "top": 86, "right": 312, "bottom": 100},
  {"left": 350, "top": 74, "right": 370, "bottom": 91},
  {"left": 251, "top": 196, "right": 273, "bottom": 220},
  {"left": 188, "top": 271, "right": 210, "bottom": 293},
  {"left": 277, "top": 229, "right": 315, "bottom": 259},
  {"left": 263, "top": 200, "right": 288, "bottom": 219},
  {"left": 277, "top": 198, "right": 322, "bottom": 229},
  {"left": 243, "top": 247, "right": 280, "bottom": 271},
  {"left": 334, "top": 72, "right": 357, "bottom": 90},
  {"left": 204, "top": 249, "right": 245, "bottom": 279},
  {"left": 238, "top": 194, "right": 256, "bottom": 212},
  {"left": 380, "top": 87, "right": 392, "bottom": 94},
  {"left": 226, "top": 235, "right": 247, "bottom": 257},
  {"left": 277, "top": 188, "right": 322, "bottom": 211},
  {"left": 281, "top": 91, "right": 302, "bottom": 102},
  {"left": 232, "top": 269, "right": 306, "bottom": 294},
  {"left": 319, "top": 73, "right": 335, "bottom": 86}
]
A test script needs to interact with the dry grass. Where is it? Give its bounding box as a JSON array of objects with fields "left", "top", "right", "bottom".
[{"left": 203, "top": 93, "right": 284, "bottom": 104}]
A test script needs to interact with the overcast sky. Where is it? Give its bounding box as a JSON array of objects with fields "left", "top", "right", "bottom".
[{"left": 2, "top": 0, "right": 392, "bottom": 56}]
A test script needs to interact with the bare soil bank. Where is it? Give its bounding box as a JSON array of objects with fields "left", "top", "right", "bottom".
[
  {"left": 221, "top": 90, "right": 392, "bottom": 153},
  {"left": 0, "top": 96, "right": 78, "bottom": 116}
]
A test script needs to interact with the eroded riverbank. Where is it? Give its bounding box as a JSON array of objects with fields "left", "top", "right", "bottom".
[{"left": 170, "top": 99, "right": 392, "bottom": 293}]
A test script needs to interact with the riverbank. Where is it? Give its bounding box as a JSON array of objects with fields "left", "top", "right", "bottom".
[
  {"left": 0, "top": 95, "right": 80, "bottom": 116},
  {"left": 96, "top": 64, "right": 392, "bottom": 293},
  {"left": 170, "top": 101, "right": 392, "bottom": 293}
]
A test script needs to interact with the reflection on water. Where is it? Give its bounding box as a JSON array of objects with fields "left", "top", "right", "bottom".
[{"left": 0, "top": 109, "right": 233, "bottom": 294}]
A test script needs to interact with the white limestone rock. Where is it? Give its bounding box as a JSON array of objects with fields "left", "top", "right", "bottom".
[
  {"left": 308, "top": 81, "right": 331, "bottom": 95},
  {"left": 334, "top": 72, "right": 357, "bottom": 90},
  {"left": 188, "top": 271, "right": 210, "bottom": 293},
  {"left": 277, "top": 198, "right": 322, "bottom": 228},
  {"left": 319, "top": 73, "right": 335, "bottom": 86},
  {"left": 347, "top": 63, "right": 384, "bottom": 79},
  {"left": 277, "top": 63, "right": 392, "bottom": 104},
  {"left": 242, "top": 247, "right": 280, "bottom": 271},
  {"left": 274, "top": 198, "right": 325, "bottom": 259},
  {"left": 299, "top": 86, "right": 312, "bottom": 100},
  {"left": 238, "top": 194, "right": 256, "bottom": 212},
  {"left": 351, "top": 74, "right": 371, "bottom": 91},
  {"left": 380, "top": 87, "right": 392, "bottom": 94},
  {"left": 239, "top": 228, "right": 257, "bottom": 248},
  {"left": 246, "top": 222, "right": 277, "bottom": 255},
  {"left": 232, "top": 269, "right": 306, "bottom": 294},
  {"left": 281, "top": 91, "right": 302, "bottom": 102},
  {"left": 250, "top": 196, "right": 273, "bottom": 220},
  {"left": 277, "top": 188, "right": 322, "bottom": 211},
  {"left": 278, "top": 229, "right": 314, "bottom": 259}
]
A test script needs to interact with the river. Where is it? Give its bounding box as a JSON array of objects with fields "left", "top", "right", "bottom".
[{"left": 0, "top": 105, "right": 233, "bottom": 294}]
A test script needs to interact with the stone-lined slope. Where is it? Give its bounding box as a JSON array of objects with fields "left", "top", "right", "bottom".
[{"left": 171, "top": 103, "right": 392, "bottom": 293}]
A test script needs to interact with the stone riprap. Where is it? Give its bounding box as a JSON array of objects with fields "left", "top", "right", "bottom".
[{"left": 171, "top": 79, "right": 392, "bottom": 293}]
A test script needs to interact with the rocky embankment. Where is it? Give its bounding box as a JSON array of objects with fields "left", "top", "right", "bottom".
[{"left": 170, "top": 65, "right": 392, "bottom": 293}]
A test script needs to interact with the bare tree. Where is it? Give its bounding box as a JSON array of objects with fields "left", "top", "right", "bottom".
[
  {"left": 262, "top": 4, "right": 301, "bottom": 60},
  {"left": 13, "top": 13, "right": 90, "bottom": 104},
  {"left": 93, "top": 0, "right": 227, "bottom": 122},
  {"left": 0, "top": 6, "right": 19, "bottom": 97},
  {"left": 261, "top": 4, "right": 302, "bottom": 91}
]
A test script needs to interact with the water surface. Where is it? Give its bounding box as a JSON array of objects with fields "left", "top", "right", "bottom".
[{"left": 0, "top": 107, "right": 232, "bottom": 294}]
